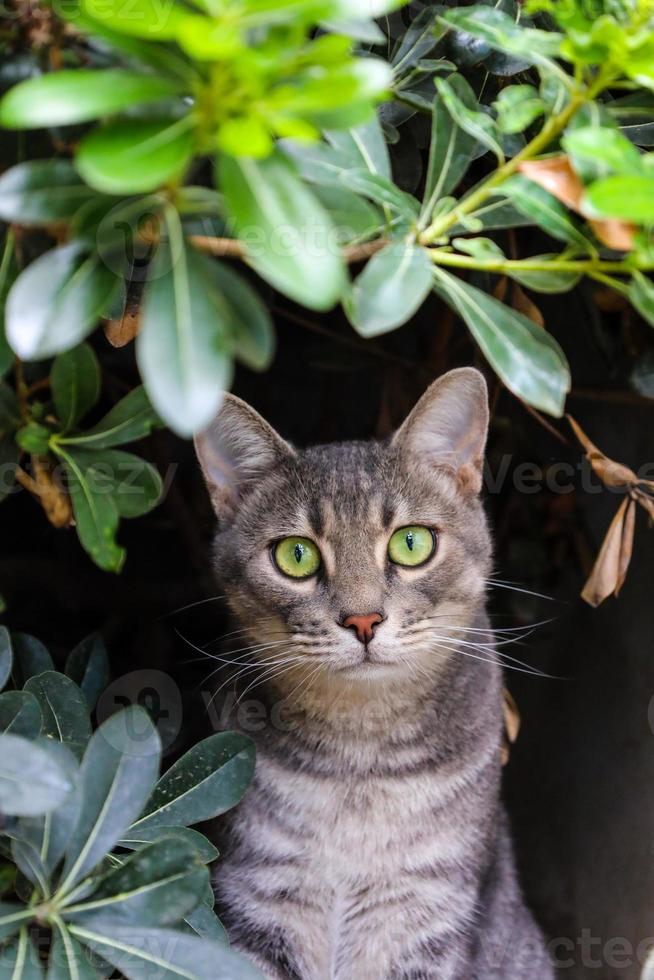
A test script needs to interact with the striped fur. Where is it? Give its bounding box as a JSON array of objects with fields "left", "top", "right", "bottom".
[{"left": 195, "top": 370, "right": 553, "bottom": 980}]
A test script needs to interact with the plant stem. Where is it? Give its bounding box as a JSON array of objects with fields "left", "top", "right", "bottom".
[
  {"left": 418, "top": 73, "right": 611, "bottom": 245},
  {"left": 428, "top": 250, "right": 651, "bottom": 276}
]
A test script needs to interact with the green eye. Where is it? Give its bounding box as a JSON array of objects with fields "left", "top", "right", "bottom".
[
  {"left": 388, "top": 526, "right": 435, "bottom": 568},
  {"left": 273, "top": 537, "right": 322, "bottom": 579}
]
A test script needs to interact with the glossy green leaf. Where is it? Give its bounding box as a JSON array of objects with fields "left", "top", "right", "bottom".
[
  {"left": 52, "top": 344, "right": 101, "bottom": 432},
  {"left": 0, "top": 627, "right": 11, "bottom": 692},
  {"left": 83, "top": 449, "right": 163, "bottom": 520},
  {"left": 0, "top": 906, "right": 34, "bottom": 945},
  {"left": 183, "top": 903, "right": 228, "bottom": 944},
  {"left": 133, "top": 731, "right": 254, "bottom": 832},
  {"left": 0, "top": 161, "right": 98, "bottom": 225},
  {"left": 454, "top": 198, "right": 534, "bottom": 232},
  {"left": 435, "top": 75, "right": 503, "bottom": 163},
  {"left": 15, "top": 422, "right": 51, "bottom": 454},
  {"left": 9, "top": 837, "right": 48, "bottom": 894},
  {"left": 47, "top": 922, "right": 97, "bottom": 980},
  {"left": 64, "top": 838, "right": 207, "bottom": 928},
  {"left": 0, "top": 929, "right": 44, "bottom": 978},
  {"left": 118, "top": 826, "right": 218, "bottom": 865},
  {"left": 69, "top": 924, "right": 263, "bottom": 980},
  {"left": 65, "top": 633, "right": 110, "bottom": 711},
  {"left": 494, "top": 85, "right": 544, "bottom": 135},
  {"left": 432, "top": 268, "right": 571, "bottom": 417},
  {"left": 451, "top": 237, "right": 504, "bottom": 260},
  {"left": 280, "top": 139, "right": 350, "bottom": 189},
  {"left": 339, "top": 170, "right": 419, "bottom": 220},
  {"left": 312, "top": 185, "right": 382, "bottom": 245},
  {"left": 56, "top": 387, "right": 159, "bottom": 453},
  {"left": 439, "top": 7, "right": 563, "bottom": 66},
  {"left": 16, "top": 742, "right": 81, "bottom": 876},
  {"left": 59, "top": 706, "right": 161, "bottom": 893},
  {"left": 0, "top": 734, "right": 74, "bottom": 816},
  {"left": 54, "top": 446, "right": 125, "bottom": 573},
  {"left": 420, "top": 89, "right": 476, "bottom": 226},
  {"left": 11, "top": 634, "right": 54, "bottom": 688},
  {"left": 0, "top": 70, "right": 183, "bottom": 128},
  {"left": 562, "top": 126, "right": 645, "bottom": 179},
  {"left": 507, "top": 258, "right": 581, "bottom": 294},
  {"left": 24, "top": 672, "right": 91, "bottom": 754},
  {"left": 0, "top": 691, "right": 42, "bottom": 737},
  {"left": 6, "top": 244, "right": 119, "bottom": 360},
  {"left": 346, "top": 242, "right": 433, "bottom": 337},
  {"left": 80, "top": 0, "right": 192, "bottom": 39},
  {"left": 583, "top": 174, "right": 654, "bottom": 222},
  {"left": 500, "top": 176, "right": 591, "bottom": 249},
  {"left": 628, "top": 272, "right": 654, "bottom": 328},
  {"left": 220, "top": 151, "right": 345, "bottom": 312},
  {"left": 201, "top": 261, "right": 275, "bottom": 372},
  {"left": 137, "top": 212, "right": 233, "bottom": 436},
  {"left": 77, "top": 118, "right": 194, "bottom": 195},
  {"left": 324, "top": 116, "right": 390, "bottom": 179}
]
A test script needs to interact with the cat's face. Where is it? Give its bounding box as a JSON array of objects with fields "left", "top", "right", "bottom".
[{"left": 195, "top": 369, "right": 491, "bottom": 684}]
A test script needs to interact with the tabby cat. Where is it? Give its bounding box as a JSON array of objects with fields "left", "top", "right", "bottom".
[{"left": 194, "top": 368, "right": 553, "bottom": 980}]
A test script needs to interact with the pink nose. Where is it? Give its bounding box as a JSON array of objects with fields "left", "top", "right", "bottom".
[{"left": 342, "top": 613, "right": 383, "bottom": 645}]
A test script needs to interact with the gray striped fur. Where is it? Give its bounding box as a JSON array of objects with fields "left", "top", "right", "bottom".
[{"left": 195, "top": 369, "right": 553, "bottom": 980}]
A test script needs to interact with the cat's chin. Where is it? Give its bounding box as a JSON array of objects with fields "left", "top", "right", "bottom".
[{"left": 333, "top": 658, "right": 403, "bottom": 680}]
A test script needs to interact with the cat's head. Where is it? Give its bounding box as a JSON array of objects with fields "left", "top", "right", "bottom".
[{"left": 195, "top": 368, "right": 492, "bottom": 686}]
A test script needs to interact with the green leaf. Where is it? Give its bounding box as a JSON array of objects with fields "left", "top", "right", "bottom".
[
  {"left": 118, "top": 826, "right": 218, "bottom": 865},
  {"left": 500, "top": 176, "right": 591, "bottom": 249},
  {"left": 494, "top": 85, "right": 545, "bottom": 135},
  {"left": 324, "top": 116, "right": 390, "bottom": 179},
  {"left": 312, "top": 185, "right": 382, "bottom": 245},
  {"left": 54, "top": 446, "right": 125, "bottom": 573},
  {"left": 420, "top": 89, "right": 476, "bottom": 226},
  {"left": 439, "top": 7, "right": 563, "bottom": 67},
  {"left": 77, "top": 118, "right": 194, "bottom": 195},
  {"left": 628, "top": 272, "right": 654, "bottom": 328},
  {"left": 65, "top": 633, "right": 110, "bottom": 711},
  {"left": 80, "top": 0, "right": 192, "bottom": 39},
  {"left": 10, "top": 837, "right": 48, "bottom": 895},
  {"left": 0, "top": 929, "right": 44, "bottom": 978},
  {"left": 0, "top": 734, "right": 74, "bottom": 816},
  {"left": 6, "top": 244, "right": 119, "bottom": 360},
  {"left": 69, "top": 924, "right": 263, "bottom": 980},
  {"left": 52, "top": 344, "right": 101, "bottom": 432},
  {"left": 0, "top": 161, "right": 99, "bottom": 225},
  {"left": 137, "top": 213, "right": 234, "bottom": 436},
  {"left": 58, "top": 706, "right": 161, "bottom": 893},
  {"left": 24, "top": 672, "right": 91, "bottom": 755},
  {"left": 0, "top": 233, "right": 17, "bottom": 378},
  {"left": 16, "top": 742, "right": 81, "bottom": 876},
  {"left": 0, "top": 691, "right": 42, "bottom": 738},
  {"left": 562, "top": 126, "right": 645, "bottom": 179},
  {"left": 47, "top": 921, "right": 97, "bottom": 980},
  {"left": 432, "top": 268, "right": 570, "bottom": 417},
  {"left": 451, "top": 237, "right": 504, "bottom": 260},
  {"left": 507, "top": 258, "right": 581, "bottom": 294},
  {"left": 280, "top": 139, "right": 350, "bottom": 189},
  {"left": 0, "top": 70, "right": 183, "bottom": 129},
  {"left": 58, "top": 386, "right": 160, "bottom": 451},
  {"left": 453, "top": 197, "right": 534, "bottom": 232},
  {"left": 83, "top": 450, "right": 163, "bottom": 520},
  {"left": 200, "top": 261, "right": 275, "bottom": 372},
  {"left": 435, "top": 75, "right": 504, "bottom": 163},
  {"left": 583, "top": 175, "right": 654, "bottom": 222},
  {"left": 16, "top": 422, "right": 51, "bottom": 454},
  {"left": 11, "top": 634, "right": 54, "bottom": 688},
  {"left": 220, "top": 151, "right": 346, "bottom": 312},
  {"left": 183, "top": 903, "right": 228, "bottom": 944},
  {"left": 0, "top": 906, "right": 34, "bottom": 945},
  {"left": 132, "top": 732, "right": 254, "bottom": 833},
  {"left": 0, "top": 627, "right": 11, "bottom": 692},
  {"left": 339, "top": 170, "right": 419, "bottom": 220},
  {"left": 64, "top": 838, "right": 206, "bottom": 928},
  {"left": 346, "top": 242, "right": 433, "bottom": 337}
]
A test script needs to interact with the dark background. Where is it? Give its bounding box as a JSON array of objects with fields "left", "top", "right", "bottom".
[{"left": 2, "top": 272, "right": 654, "bottom": 979}]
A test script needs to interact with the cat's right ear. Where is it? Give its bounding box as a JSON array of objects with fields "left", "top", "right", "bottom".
[{"left": 194, "top": 395, "right": 294, "bottom": 522}]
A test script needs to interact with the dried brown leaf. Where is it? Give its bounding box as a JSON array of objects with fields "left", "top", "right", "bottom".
[
  {"left": 104, "top": 309, "right": 140, "bottom": 348},
  {"left": 581, "top": 496, "right": 635, "bottom": 606},
  {"left": 518, "top": 157, "right": 636, "bottom": 252},
  {"left": 567, "top": 415, "right": 639, "bottom": 487}
]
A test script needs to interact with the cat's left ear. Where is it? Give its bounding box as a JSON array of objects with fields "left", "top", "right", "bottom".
[
  {"left": 195, "top": 394, "right": 295, "bottom": 522},
  {"left": 392, "top": 368, "right": 489, "bottom": 494}
]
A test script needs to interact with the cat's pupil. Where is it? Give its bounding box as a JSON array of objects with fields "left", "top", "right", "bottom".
[
  {"left": 406, "top": 532, "right": 414, "bottom": 551},
  {"left": 294, "top": 543, "right": 304, "bottom": 563}
]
